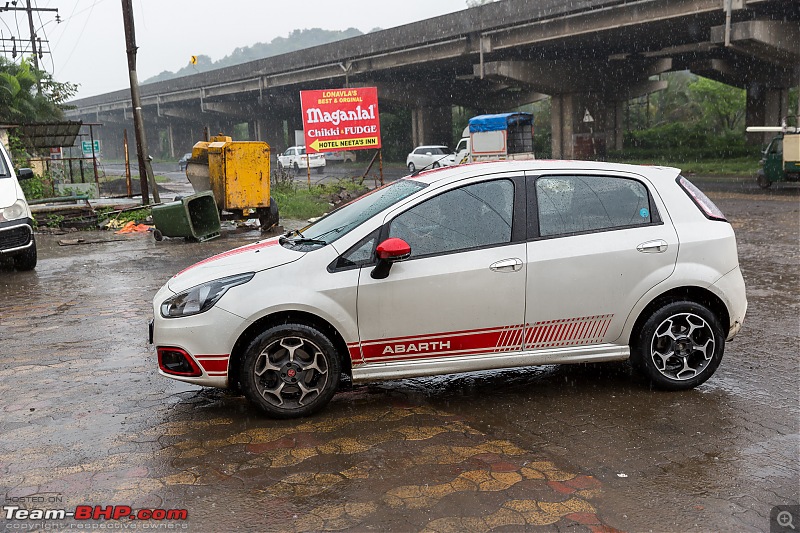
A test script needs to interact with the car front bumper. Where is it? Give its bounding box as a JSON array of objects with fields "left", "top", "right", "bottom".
[
  {"left": 150, "top": 303, "right": 249, "bottom": 388},
  {"left": 0, "top": 218, "right": 34, "bottom": 254}
]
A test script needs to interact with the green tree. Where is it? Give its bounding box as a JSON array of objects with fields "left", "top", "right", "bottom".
[
  {"left": 688, "top": 76, "right": 745, "bottom": 132},
  {"left": 0, "top": 56, "right": 77, "bottom": 124}
]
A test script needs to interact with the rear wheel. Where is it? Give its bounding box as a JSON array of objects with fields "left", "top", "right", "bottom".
[
  {"left": 631, "top": 300, "right": 724, "bottom": 390},
  {"left": 432, "top": 162, "right": 440, "bottom": 168},
  {"left": 13, "top": 237, "right": 37, "bottom": 271},
  {"left": 293, "top": 162, "right": 300, "bottom": 173},
  {"left": 258, "top": 198, "right": 280, "bottom": 232},
  {"left": 240, "top": 323, "right": 341, "bottom": 418}
]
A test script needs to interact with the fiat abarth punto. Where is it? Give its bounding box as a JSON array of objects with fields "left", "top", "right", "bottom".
[{"left": 151, "top": 160, "right": 746, "bottom": 418}]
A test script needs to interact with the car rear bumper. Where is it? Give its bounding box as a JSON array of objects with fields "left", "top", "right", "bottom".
[{"left": 713, "top": 265, "right": 747, "bottom": 341}]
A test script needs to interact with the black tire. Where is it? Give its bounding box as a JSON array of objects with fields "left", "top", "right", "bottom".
[
  {"left": 432, "top": 162, "right": 440, "bottom": 168},
  {"left": 756, "top": 170, "right": 772, "bottom": 189},
  {"left": 408, "top": 162, "right": 416, "bottom": 172},
  {"left": 258, "top": 198, "right": 280, "bottom": 232},
  {"left": 152, "top": 229, "right": 164, "bottom": 241},
  {"left": 240, "top": 323, "right": 341, "bottom": 418},
  {"left": 293, "top": 162, "right": 300, "bottom": 173},
  {"left": 631, "top": 300, "right": 724, "bottom": 390},
  {"left": 13, "top": 237, "right": 37, "bottom": 271}
]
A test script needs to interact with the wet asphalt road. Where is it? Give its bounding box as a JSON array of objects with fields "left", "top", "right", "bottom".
[{"left": 0, "top": 177, "right": 798, "bottom": 532}]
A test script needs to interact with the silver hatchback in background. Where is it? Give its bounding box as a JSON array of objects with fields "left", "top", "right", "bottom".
[{"left": 406, "top": 145, "right": 454, "bottom": 172}]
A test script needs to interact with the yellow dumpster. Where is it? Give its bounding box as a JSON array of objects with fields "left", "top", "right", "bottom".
[{"left": 186, "top": 135, "right": 279, "bottom": 231}]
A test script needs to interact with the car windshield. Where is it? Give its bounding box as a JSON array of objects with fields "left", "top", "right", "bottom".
[{"left": 296, "top": 179, "right": 427, "bottom": 245}]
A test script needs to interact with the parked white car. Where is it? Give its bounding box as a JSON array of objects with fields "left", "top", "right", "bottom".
[
  {"left": 277, "top": 146, "right": 326, "bottom": 174},
  {"left": 151, "top": 160, "right": 747, "bottom": 418},
  {"left": 0, "top": 140, "right": 36, "bottom": 271},
  {"left": 406, "top": 145, "right": 454, "bottom": 172}
]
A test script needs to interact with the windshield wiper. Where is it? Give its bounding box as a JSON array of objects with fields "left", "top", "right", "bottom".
[{"left": 287, "top": 237, "right": 327, "bottom": 246}]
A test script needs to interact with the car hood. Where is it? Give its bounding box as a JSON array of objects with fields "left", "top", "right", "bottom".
[
  {"left": 0, "top": 178, "right": 20, "bottom": 208},
  {"left": 167, "top": 236, "right": 303, "bottom": 293}
]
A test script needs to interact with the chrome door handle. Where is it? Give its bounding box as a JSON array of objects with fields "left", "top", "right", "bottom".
[
  {"left": 637, "top": 239, "right": 668, "bottom": 253},
  {"left": 490, "top": 258, "right": 523, "bottom": 272}
]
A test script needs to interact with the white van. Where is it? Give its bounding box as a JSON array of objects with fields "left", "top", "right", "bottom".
[{"left": 0, "top": 140, "right": 37, "bottom": 270}]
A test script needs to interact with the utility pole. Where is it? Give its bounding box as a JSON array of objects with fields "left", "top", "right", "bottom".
[
  {"left": 121, "top": 0, "right": 160, "bottom": 205},
  {"left": 24, "top": 0, "right": 39, "bottom": 73}
]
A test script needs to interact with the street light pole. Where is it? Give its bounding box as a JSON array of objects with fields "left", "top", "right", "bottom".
[{"left": 121, "top": 0, "right": 160, "bottom": 205}]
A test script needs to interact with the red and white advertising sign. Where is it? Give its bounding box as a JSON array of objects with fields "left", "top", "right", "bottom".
[{"left": 300, "top": 87, "right": 381, "bottom": 153}]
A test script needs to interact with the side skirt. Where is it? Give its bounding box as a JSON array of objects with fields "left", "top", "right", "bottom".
[{"left": 351, "top": 344, "right": 630, "bottom": 383}]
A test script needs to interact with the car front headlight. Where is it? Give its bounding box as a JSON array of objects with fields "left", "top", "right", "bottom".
[
  {"left": 160, "top": 272, "right": 254, "bottom": 318},
  {"left": 0, "top": 199, "right": 28, "bottom": 222}
]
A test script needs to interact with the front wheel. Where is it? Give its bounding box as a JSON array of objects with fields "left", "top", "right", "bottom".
[
  {"left": 240, "top": 323, "right": 341, "bottom": 418},
  {"left": 631, "top": 300, "right": 724, "bottom": 390},
  {"left": 756, "top": 171, "right": 772, "bottom": 189},
  {"left": 407, "top": 162, "right": 416, "bottom": 172}
]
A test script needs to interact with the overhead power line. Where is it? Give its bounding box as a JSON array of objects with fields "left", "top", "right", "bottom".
[{"left": 0, "top": 0, "right": 60, "bottom": 84}]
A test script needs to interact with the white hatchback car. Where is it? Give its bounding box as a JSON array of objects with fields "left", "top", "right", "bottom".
[
  {"left": 277, "top": 146, "right": 326, "bottom": 174},
  {"left": 151, "top": 161, "right": 747, "bottom": 418},
  {"left": 406, "top": 145, "right": 454, "bottom": 172}
]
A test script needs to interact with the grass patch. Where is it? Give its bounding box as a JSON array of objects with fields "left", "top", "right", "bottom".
[
  {"left": 97, "top": 206, "right": 152, "bottom": 225},
  {"left": 270, "top": 168, "right": 370, "bottom": 221},
  {"left": 272, "top": 186, "right": 329, "bottom": 220}
]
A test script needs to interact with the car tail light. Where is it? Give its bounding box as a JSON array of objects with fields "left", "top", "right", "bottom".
[
  {"left": 158, "top": 347, "right": 202, "bottom": 377},
  {"left": 677, "top": 176, "right": 726, "bottom": 221}
]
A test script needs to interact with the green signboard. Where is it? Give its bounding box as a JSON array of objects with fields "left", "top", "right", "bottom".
[{"left": 81, "top": 140, "right": 100, "bottom": 155}]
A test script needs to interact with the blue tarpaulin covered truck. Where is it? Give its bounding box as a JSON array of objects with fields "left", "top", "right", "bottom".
[{"left": 454, "top": 112, "right": 535, "bottom": 164}]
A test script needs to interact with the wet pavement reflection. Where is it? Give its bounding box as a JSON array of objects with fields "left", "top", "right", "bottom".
[{"left": 0, "top": 181, "right": 797, "bottom": 532}]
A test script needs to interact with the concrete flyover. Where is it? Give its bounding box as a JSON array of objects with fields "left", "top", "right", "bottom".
[{"left": 66, "top": 0, "right": 799, "bottom": 160}]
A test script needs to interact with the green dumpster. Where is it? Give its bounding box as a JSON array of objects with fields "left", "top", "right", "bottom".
[{"left": 151, "top": 191, "right": 221, "bottom": 242}]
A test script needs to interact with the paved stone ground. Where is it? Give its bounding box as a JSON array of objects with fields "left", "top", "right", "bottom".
[{"left": 0, "top": 180, "right": 797, "bottom": 532}]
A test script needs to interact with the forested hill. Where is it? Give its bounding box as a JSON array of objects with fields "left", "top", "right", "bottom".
[{"left": 143, "top": 27, "right": 366, "bottom": 84}]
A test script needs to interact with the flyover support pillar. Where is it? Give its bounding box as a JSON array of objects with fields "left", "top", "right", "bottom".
[
  {"left": 255, "top": 117, "right": 287, "bottom": 154},
  {"left": 552, "top": 93, "right": 622, "bottom": 160},
  {"left": 746, "top": 84, "right": 790, "bottom": 145},
  {"left": 412, "top": 106, "right": 453, "bottom": 148}
]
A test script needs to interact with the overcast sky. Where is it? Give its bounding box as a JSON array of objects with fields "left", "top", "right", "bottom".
[{"left": 1, "top": 0, "right": 471, "bottom": 99}]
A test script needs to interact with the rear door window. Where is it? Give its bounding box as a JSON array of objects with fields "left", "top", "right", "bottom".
[{"left": 535, "top": 175, "right": 658, "bottom": 237}]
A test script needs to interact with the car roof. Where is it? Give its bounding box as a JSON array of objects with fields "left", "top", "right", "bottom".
[{"left": 406, "top": 160, "right": 681, "bottom": 186}]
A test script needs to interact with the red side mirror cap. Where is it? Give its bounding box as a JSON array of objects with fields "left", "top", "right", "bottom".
[{"left": 376, "top": 238, "right": 411, "bottom": 262}]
